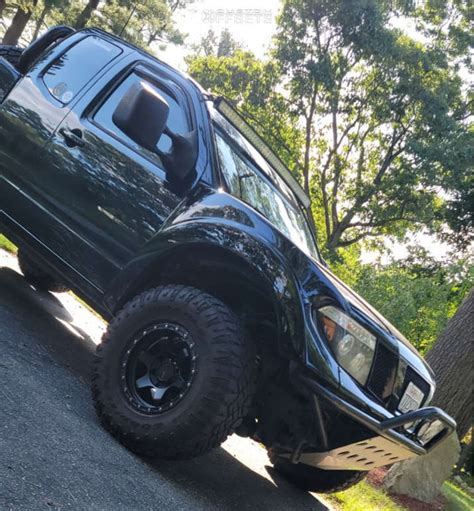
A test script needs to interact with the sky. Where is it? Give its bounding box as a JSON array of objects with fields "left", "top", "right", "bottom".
[{"left": 156, "top": 0, "right": 280, "bottom": 69}]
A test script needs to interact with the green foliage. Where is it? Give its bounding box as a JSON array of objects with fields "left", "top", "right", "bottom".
[
  {"left": 442, "top": 481, "right": 474, "bottom": 511},
  {"left": 1, "top": 0, "right": 185, "bottom": 50},
  {"left": 192, "top": 28, "right": 242, "bottom": 58},
  {"left": 354, "top": 255, "right": 474, "bottom": 354},
  {"left": 186, "top": 50, "right": 304, "bottom": 174},
  {"left": 328, "top": 480, "right": 406, "bottom": 511},
  {"left": 0, "top": 234, "right": 17, "bottom": 254},
  {"left": 274, "top": 0, "right": 473, "bottom": 256}
]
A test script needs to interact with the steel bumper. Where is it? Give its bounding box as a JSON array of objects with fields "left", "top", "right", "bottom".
[{"left": 292, "top": 376, "right": 456, "bottom": 471}]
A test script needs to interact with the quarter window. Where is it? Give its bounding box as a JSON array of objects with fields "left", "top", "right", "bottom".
[
  {"left": 43, "top": 36, "right": 122, "bottom": 104},
  {"left": 215, "top": 132, "right": 318, "bottom": 259}
]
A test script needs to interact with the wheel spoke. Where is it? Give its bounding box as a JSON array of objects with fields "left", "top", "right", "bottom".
[
  {"left": 135, "top": 374, "right": 153, "bottom": 389},
  {"left": 151, "top": 386, "right": 169, "bottom": 401}
]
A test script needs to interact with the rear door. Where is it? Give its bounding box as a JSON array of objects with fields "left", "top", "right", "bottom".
[{"left": 40, "top": 62, "right": 193, "bottom": 291}]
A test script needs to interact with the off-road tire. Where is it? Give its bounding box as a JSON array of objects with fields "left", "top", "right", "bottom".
[
  {"left": 268, "top": 450, "right": 366, "bottom": 493},
  {"left": 17, "top": 248, "right": 69, "bottom": 293},
  {"left": 0, "top": 45, "right": 22, "bottom": 68},
  {"left": 92, "top": 284, "right": 256, "bottom": 460}
]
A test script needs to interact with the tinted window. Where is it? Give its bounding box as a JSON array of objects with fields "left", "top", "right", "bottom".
[
  {"left": 94, "top": 71, "right": 190, "bottom": 154},
  {"left": 215, "top": 132, "right": 318, "bottom": 259},
  {"left": 43, "top": 36, "right": 122, "bottom": 104}
]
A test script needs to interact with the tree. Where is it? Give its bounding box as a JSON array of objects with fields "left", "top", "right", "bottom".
[
  {"left": 401, "top": 0, "right": 474, "bottom": 68},
  {"left": 193, "top": 28, "right": 242, "bottom": 58},
  {"left": 425, "top": 288, "right": 473, "bottom": 438},
  {"left": 355, "top": 253, "right": 474, "bottom": 354},
  {"left": 2, "top": 0, "right": 38, "bottom": 45},
  {"left": 217, "top": 28, "right": 241, "bottom": 57},
  {"left": 73, "top": 0, "right": 99, "bottom": 29},
  {"left": 67, "top": 0, "right": 185, "bottom": 49},
  {"left": 30, "top": 0, "right": 185, "bottom": 50},
  {"left": 186, "top": 50, "right": 303, "bottom": 174},
  {"left": 274, "top": 0, "right": 473, "bottom": 257},
  {"left": 193, "top": 29, "right": 218, "bottom": 56},
  {"left": 30, "top": 0, "right": 68, "bottom": 41}
]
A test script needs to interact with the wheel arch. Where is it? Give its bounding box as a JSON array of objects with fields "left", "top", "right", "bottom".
[{"left": 104, "top": 233, "right": 306, "bottom": 358}]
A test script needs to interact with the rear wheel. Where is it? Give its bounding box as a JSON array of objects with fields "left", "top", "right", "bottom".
[
  {"left": 268, "top": 450, "right": 366, "bottom": 493},
  {"left": 18, "top": 248, "right": 69, "bottom": 293},
  {"left": 92, "top": 284, "right": 256, "bottom": 460},
  {"left": 0, "top": 45, "right": 22, "bottom": 68}
]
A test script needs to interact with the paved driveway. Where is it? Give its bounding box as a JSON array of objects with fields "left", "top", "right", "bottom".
[{"left": 0, "top": 251, "right": 331, "bottom": 510}]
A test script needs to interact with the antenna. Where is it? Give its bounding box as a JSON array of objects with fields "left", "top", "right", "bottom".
[{"left": 119, "top": 4, "right": 137, "bottom": 37}]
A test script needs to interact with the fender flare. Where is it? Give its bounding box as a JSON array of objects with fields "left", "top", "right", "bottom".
[{"left": 104, "top": 221, "right": 307, "bottom": 356}]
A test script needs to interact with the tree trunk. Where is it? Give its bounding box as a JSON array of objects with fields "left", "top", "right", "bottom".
[
  {"left": 2, "top": 1, "right": 38, "bottom": 45},
  {"left": 455, "top": 436, "right": 472, "bottom": 474},
  {"left": 74, "top": 0, "right": 100, "bottom": 29},
  {"left": 425, "top": 288, "right": 474, "bottom": 439},
  {"left": 31, "top": 4, "right": 49, "bottom": 42},
  {"left": 383, "top": 291, "right": 472, "bottom": 501}
]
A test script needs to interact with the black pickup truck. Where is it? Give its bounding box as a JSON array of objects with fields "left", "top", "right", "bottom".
[{"left": 0, "top": 26, "right": 455, "bottom": 493}]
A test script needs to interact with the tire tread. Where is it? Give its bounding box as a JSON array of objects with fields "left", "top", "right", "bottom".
[{"left": 92, "top": 284, "right": 256, "bottom": 460}]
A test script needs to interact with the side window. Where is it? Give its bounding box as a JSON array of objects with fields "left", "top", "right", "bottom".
[
  {"left": 43, "top": 36, "right": 122, "bottom": 104},
  {"left": 93, "top": 71, "right": 190, "bottom": 157},
  {"left": 215, "top": 132, "right": 317, "bottom": 258},
  {"left": 217, "top": 133, "right": 290, "bottom": 230}
]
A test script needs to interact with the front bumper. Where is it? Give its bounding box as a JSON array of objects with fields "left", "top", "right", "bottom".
[{"left": 293, "top": 376, "right": 456, "bottom": 471}]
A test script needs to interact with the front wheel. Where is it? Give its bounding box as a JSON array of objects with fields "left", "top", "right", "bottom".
[
  {"left": 92, "top": 285, "right": 256, "bottom": 460},
  {"left": 268, "top": 451, "right": 366, "bottom": 493}
]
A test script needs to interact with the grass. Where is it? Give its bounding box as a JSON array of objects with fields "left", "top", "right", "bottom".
[
  {"left": 442, "top": 481, "right": 474, "bottom": 511},
  {"left": 0, "top": 234, "right": 17, "bottom": 254},
  {"left": 327, "top": 481, "right": 407, "bottom": 511},
  {"left": 326, "top": 479, "right": 474, "bottom": 511}
]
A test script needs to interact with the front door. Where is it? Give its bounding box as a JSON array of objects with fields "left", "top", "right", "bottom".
[{"left": 41, "top": 62, "right": 194, "bottom": 291}]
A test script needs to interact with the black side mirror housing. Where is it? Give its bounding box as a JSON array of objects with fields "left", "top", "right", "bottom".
[
  {"left": 113, "top": 80, "right": 198, "bottom": 183},
  {"left": 112, "top": 81, "right": 169, "bottom": 152},
  {"left": 158, "top": 128, "right": 198, "bottom": 182}
]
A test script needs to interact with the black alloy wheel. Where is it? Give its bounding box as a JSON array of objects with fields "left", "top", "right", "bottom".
[{"left": 122, "top": 322, "right": 197, "bottom": 415}]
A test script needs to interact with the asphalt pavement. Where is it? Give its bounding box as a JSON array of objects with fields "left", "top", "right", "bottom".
[{"left": 0, "top": 250, "right": 331, "bottom": 511}]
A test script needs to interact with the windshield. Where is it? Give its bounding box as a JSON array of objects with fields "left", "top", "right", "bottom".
[{"left": 212, "top": 111, "right": 319, "bottom": 260}]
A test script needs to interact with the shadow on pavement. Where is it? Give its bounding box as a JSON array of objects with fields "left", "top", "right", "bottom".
[
  {"left": 0, "top": 266, "right": 96, "bottom": 382},
  {"left": 0, "top": 264, "right": 328, "bottom": 510},
  {"left": 148, "top": 449, "right": 326, "bottom": 509}
]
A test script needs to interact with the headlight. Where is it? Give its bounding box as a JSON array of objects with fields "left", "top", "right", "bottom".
[{"left": 315, "top": 305, "right": 376, "bottom": 386}]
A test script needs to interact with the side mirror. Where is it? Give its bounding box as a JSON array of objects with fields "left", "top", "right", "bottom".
[
  {"left": 112, "top": 81, "right": 169, "bottom": 152},
  {"left": 158, "top": 128, "right": 198, "bottom": 182}
]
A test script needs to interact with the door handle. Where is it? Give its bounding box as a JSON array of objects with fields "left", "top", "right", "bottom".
[{"left": 59, "top": 127, "right": 85, "bottom": 148}]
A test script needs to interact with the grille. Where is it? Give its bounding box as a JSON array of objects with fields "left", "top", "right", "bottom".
[{"left": 367, "top": 343, "right": 398, "bottom": 402}]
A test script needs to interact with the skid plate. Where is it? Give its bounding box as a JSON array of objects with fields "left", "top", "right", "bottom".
[{"left": 293, "top": 436, "right": 418, "bottom": 471}]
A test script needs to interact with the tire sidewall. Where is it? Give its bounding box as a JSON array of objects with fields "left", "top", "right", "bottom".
[{"left": 99, "top": 295, "right": 231, "bottom": 426}]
